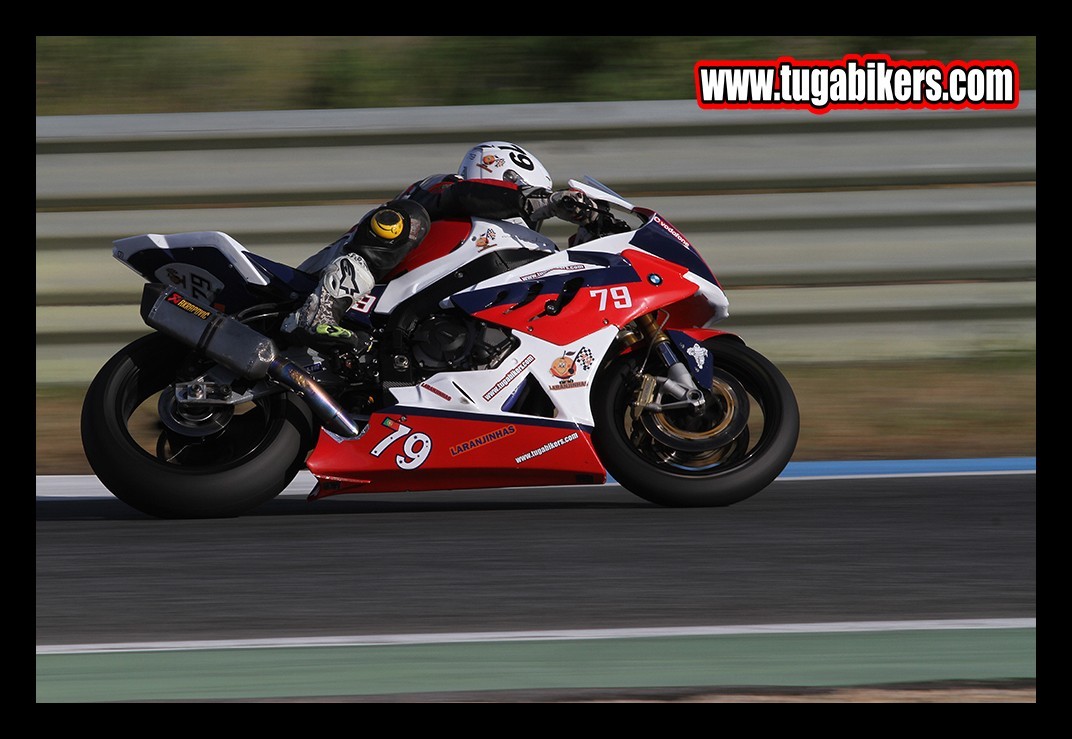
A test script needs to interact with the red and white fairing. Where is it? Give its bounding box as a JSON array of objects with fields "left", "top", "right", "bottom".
[
  {"left": 306, "top": 187, "right": 732, "bottom": 499},
  {"left": 375, "top": 217, "right": 558, "bottom": 312}
]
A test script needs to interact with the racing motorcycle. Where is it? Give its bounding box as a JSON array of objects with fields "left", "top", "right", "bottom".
[{"left": 81, "top": 177, "right": 799, "bottom": 518}]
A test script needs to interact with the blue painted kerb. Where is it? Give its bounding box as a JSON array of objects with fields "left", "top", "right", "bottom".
[{"left": 779, "top": 457, "right": 1036, "bottom": 478}]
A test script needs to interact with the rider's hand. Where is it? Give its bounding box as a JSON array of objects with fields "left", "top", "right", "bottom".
[{"left": 530, "top": 188, "right": 598, "bottom": 225}]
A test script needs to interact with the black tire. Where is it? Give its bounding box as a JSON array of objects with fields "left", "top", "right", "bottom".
[
  {"left": 592, "top": 337, "right": 799, "bottom": 507},
  {"left": 80, "top": 333, "right": 318, "bottom": 518}
]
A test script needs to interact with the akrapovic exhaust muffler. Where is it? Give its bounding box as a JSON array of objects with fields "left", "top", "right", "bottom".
[{"left": 139, "top": 284, "right": 361, "bottom": 438}]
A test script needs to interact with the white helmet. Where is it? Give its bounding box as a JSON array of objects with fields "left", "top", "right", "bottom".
[{"left": 458, "top": 141, "right": 553, "bottom": 190}]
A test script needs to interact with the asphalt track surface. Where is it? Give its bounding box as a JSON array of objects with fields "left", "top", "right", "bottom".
[{"left": 36, "top": 462, "right": 1035, "bottom": 702}]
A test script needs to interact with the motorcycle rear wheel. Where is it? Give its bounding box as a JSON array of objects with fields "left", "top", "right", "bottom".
[
  {"left": 80, "top": 333, "right": 317, "bottom": 518},
  {"left": 593, "top": 337, "right": 799, "bottom": 507}
]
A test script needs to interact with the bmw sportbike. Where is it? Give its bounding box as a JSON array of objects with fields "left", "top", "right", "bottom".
[{"left": 81, "top": 177, "right": 799, "bottom": 518}]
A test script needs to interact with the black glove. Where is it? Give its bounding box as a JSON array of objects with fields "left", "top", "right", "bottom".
[{"left": 529, "top": 189, "right": 598, "bottom": 225}]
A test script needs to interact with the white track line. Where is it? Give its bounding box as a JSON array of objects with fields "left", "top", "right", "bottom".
[{"left": 37, "top": 618, "right": 1036, "bottom": 655}]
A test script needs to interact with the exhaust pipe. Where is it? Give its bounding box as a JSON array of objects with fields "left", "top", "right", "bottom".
[
  {"left": 263, "top": 357, "right": 363, "bottom": 439},
  {"left": 139, "top": 284, "right": 362, "bottom": 438}
]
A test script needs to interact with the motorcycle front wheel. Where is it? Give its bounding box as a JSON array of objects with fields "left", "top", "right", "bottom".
[
  {"left": 80, "top": 333, "right": 318, "bottom": 518},
  {"left": 592, "top": 337, "right": 799, "bottom": 507}
]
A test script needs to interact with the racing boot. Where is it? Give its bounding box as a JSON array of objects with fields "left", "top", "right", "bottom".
[{"left": 282, "top": 252, "right": 375, "bottom": 353}]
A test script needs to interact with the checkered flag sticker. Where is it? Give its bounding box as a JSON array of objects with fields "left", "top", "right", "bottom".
[{"left": 575, "top": 347, "right": 594, "bottom": 370}]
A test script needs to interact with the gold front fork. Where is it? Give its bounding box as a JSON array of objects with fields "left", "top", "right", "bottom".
[
  {"left": 624, "top": 313, "right": 663, "bottom": 410},
  {"left": 629, "top": 312, "right": 704, "bottom": 413},
  {"left": 634, "top": 311, "right": 671, "bottom": 347}
]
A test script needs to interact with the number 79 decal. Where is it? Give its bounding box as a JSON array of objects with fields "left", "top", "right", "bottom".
[
  {"left": 589, "top": 286, "right": 633, "bottom": 310},
  {"left": 370, "top": 418, "right": 432, "bottom": 470}
]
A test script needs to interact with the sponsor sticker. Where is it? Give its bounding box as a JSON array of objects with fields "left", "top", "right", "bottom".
[
  {"left": 484, "top": 354, "right": 536, "bottom": 402},
  {"left": 515, "top": 432, "right": 580, "bottom": 464},
  {"left": 686, "top": 343, "right": 709, "bottom": 370},
  {"left": 519, "top": 264, "right": 586, "bottom": 281},
  {"left": 166, "top": 292, "right": 211, "bottom": 319},
  {"left": 474, "top": 153, "right": 505, "bottom": 175},
  {"left": 651, "top": 215, "right": 692, "bottom": 249},
  {"left": 420, "top": 382, "right": 452, "bottom": 402},
  {"left": 449, "top": 425, "right": 516, "bottom": 457},
  {"left": 474, "top": 228, "right": 498, "bottom": 251},
  {"left": 549, "top": 346, "right": 594, "bottom": 390}
]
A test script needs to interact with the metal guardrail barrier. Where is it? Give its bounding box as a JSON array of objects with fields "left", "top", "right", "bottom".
[{"left": 36, "top": 95, "right": 1036, "bottom": 383}]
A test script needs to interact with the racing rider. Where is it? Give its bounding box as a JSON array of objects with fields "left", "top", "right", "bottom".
[{"left": 282, "top": 141, "right": 597, "bottom": 350}]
